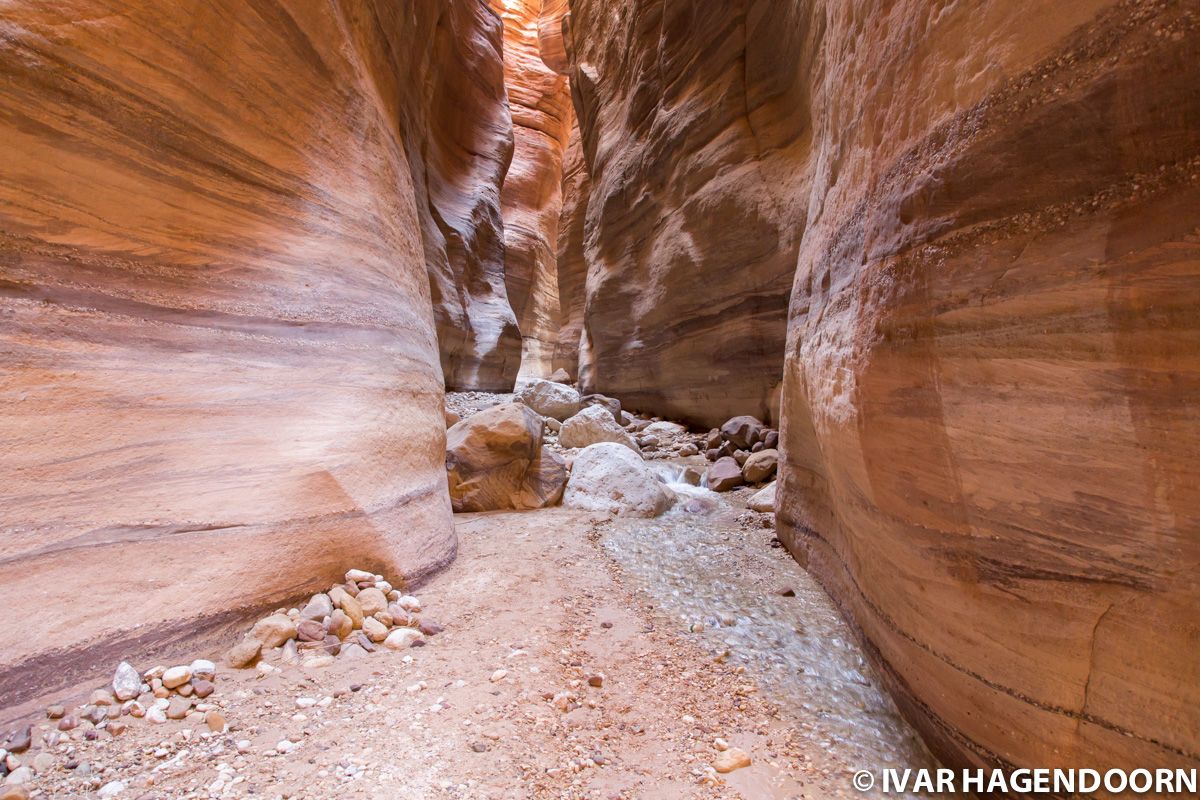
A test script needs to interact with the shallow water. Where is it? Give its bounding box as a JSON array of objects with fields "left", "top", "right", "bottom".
[{"left": 600, "top": 475, "right": 937, "bottom": 797}]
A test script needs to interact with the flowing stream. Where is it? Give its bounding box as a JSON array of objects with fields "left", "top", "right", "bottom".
[{"left": 600, "top": 463, "right": 938, "bottom": 797}]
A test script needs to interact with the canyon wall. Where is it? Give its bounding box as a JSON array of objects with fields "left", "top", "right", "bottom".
[
  {"left": 561, "top": 1, "right": 809, "bottom": 426},
  {"left": 0, "top": 0, "right": 508, "bottom": 707},
  {"left": 776, "top": 0, "right": 1200, "bottom": 778},
  {"left": 494, "top": 0, "right": 575, "bottom": 382},
  {"left": 565, "top": 0, "right": 1200, "bottom": 779},
  {"left": 405, "top": 2, "right": 523, "bottom": 391}
]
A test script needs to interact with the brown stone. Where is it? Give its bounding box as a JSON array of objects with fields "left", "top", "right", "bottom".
[
  {"left": 297, "top": 619, "right": 325, "bottom": 642},
  {"left": 446, "top": 403, "right": 567, "bottom": 512},
  {"left": 225, "top": 639, "right": 261, "bottom": 669},
  {"left": 741, "top": 449, "right": 778, "bottom": 484},
  {"left": 705, "top": 458, "right": 744, "bottom": 492}
]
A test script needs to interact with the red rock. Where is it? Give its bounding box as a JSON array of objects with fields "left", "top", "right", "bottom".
[{"left": 705, "top": 458, "right": 744, "bottom": 493}]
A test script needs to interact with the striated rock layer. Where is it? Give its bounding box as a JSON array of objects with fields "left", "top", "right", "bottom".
[
  {"left": 562, "top": 0, "right": 807, "bottom": 426},
  {"left": 0, "top": 0, "right": 509, "bottom": 707},
  {"left": 563, "top": 0, "right": 1199, "bottom": 779},
  {"left": 404, "top": 1, "right": 523, "bottom": 391},
  {"left": 494, "top": 0, "right": 575, "bottom": 381},
  {"left": 776, "top": 0, "right": 1200, "bottom": 779}
]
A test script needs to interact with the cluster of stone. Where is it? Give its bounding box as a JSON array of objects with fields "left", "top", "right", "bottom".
[
  {"left": 702, "top": 416, "right": 779, "bottom": 492},
  {"left": 225, "top": 569, "right": 440, "bottom": 670}
]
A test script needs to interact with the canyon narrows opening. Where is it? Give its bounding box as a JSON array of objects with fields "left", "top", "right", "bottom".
[{"left": 1, "top": 2, "right": 1197, "bottom": 800}]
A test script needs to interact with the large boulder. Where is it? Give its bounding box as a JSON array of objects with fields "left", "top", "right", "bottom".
[
  {"left": 741, "top": 449, "right": 778, "bottom": 483},
  {"left": 705, "top": 457, "right": 744, "bottom": 492},
  {"left": 559, "top": 405, "right": 640, "bottom": 452},
  {"left": 719, "top": 416, "right": 764, "bottom": 450},
  {"left": 563, "top": 443, "right": 674, "bottom": 517},
  {"left": 446, "top": 403, "right": 566, "bottom": 512},
  {"left": 516, "top": 379, "right": 581, "bottom": 420}
]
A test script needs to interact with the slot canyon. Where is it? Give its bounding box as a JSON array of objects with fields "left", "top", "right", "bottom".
[{"left": 0, "top": 0, "right": 1197, "bottom": 798}]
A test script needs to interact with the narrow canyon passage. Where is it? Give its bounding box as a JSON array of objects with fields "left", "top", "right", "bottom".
[{"left": 1, "top": 1, "right": 1198, "bottom": 799}]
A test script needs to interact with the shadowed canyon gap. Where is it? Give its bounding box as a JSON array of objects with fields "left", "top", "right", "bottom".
[{"left": 1, "top": 0, "right": 1198, "bottom": 791}]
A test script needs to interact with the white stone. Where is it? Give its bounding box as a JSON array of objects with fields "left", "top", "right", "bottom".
[
  {"left": 345, "top": 569, "right": 374, "bottom": 583},
  {"left": 97, "top": 780, "right": 126, "bottom": 797},
  {"left": 489, "top": 669, "right": 507, "bottom": 683},
  {"left": 747, "top": 481, "right": 776, "bottom": 512},
  {"left": 515, "top": 379, "right": 581, "bottom": 420},
  {"left": 644, "top": 421, "right": 687, "bottom": 437},
  {"left": 383, "top": 628, "right": 424, "bottom": 650},
  {"left": 295, "top": 697, "right": 317, "bottom": 708},
  {"left": 189, "top": 659, "right": 216, "bottom": 681},
  {"left": 4, "top": 766, "right": 32, "bottom": 785},
  {"left": 563, "top": 443, "right": 675, "bottom": 518},
  {"left": 558, "top": 405, "right": 641, "bottom": 452},
  {"left": 161, "top": 666, "right": 191, "bottom": 689},
  {"left": 396, "top": 595, "right": 422, "bottom": 613},
  {"left": 112, "top": 661, "right": 141, "bottom": 701}
]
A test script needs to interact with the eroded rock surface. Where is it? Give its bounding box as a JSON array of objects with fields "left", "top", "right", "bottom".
[
  {"left": 446, "top": 403, "right": 566, "bottom": 512},
  {"left": 562, "top": 0, "right": 1200, "bottom": 778},
  {"left": 494, "top": 0, "right": 575, "bottom": 381},
  {"left": 772, "top": 0, "right": 1200, "bottom": 777},
  {"left": 561, "top": 0, "right": 806, "bottom": 426},
  {"left": 0, "top": 0, "right": 509, "bottom": 706}
]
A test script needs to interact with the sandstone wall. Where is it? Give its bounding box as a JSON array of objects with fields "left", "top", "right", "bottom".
[
  {"left": 563, "top": 0, "right": 1200, "bottom": 778},
  {"left": 404, "top": 2, "right": 523, "bottom": 391},
  {"left": 0, "top": 0, "right": 505, "bottom": 707},
  {"left": 495, "top": 0, "right": 575, "bottom": 382},
  {"left": 776, "top": 0, "right": 1200, "bottom": 778},
  {"left": 562, "top": 0, "right": 809, "bottom": 426},
  {"left": 552, "top": 121, "right": 591, "bottom": 380}
]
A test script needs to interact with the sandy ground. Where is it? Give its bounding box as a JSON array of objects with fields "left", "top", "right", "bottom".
[{"left": 4, "top": 502, "right": 889, "bottom": 800}]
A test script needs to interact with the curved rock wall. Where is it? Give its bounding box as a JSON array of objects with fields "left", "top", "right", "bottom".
[
  {"left": 405, "top": 2, "right": 523, "bottom": 392},
  {"left": 552, "top": 120, "right": 591, "bottom": 380},
  {"left": 563, "top": 0, "right": 1200, "bottom": 778},
  {"left": 776, "top": 0, "right": 1200, "bottom": 777},
  {"left": 495, "top": 0, "right": 575, "bottom": 381},
  {"left": 0, "top": 0, "right": 506, "bottom": 706},
  {"left": 562, "top": 0, "right": 809, "bottom": 426}
]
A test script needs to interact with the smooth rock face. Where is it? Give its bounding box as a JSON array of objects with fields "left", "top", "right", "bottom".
[
  {"left": 551, "top": 121, "right": 590, "bottom": 379},
  {"left": 515, "top": 380, "right": 581, "bottom": 420},
  {"left": 558, "top": 406, "right": 639, "bottom": 452},
  {"left": 0, "top": 0, "right": 478, "bottom": 705},
  {"left": 561, "top": 2, "right": 803, "bottom": 427},
  {"left": 563, "top": 443, "right": 674, "bottom": 518},
  {"left": 446, "top": 403, "right": 567, "bottom": 511},
  {"left": 764, "top": 0, "right": 1200, "bottom": 778},
  {"left": 494, "top": 0, "right": 575, "bottom": 381},
  {"left": 415, "top": 2, "right": 522, "bottom": 390}
]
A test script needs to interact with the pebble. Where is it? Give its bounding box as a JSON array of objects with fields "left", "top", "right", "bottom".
[
  {"left": 2, "top": 768, "right": 30, "bottom": 785},
  {"left": 586, "top": 672, "right": 605, "bottom": 688},
  {"left": 189, "top": 659, "right": 216, "bottom": 680},
  {"left": 714, "top": 737, "right": 729, "bottom": 751},
  {"left": 383, "top": 628, "right": 423, "bottom": 650},
  {"left": 470, "top": 741, "right": 488, "bottom": 753},
  {"left": 713, "top": 748, "right": 752, "bottom": 773},
  {"left": 161, "top": 666, "right": 191, "bottom": 689},
  {"left": 490, "top": 669, "right": 507, "bottom": 683},
  {"left": 97, "top": 779, "right": 126, "bottom": 797},
  {"left": 191, "top": 679, "right": 215, "bottom": 698},
  {"left": 167, "top": 697, "right": 193, "bottom": 720},
  {"left": 112, "top": 661, "right": 142, "bottom": 701},
  {"left": 2, "top": 728, "right": 29, "bottom": 755},
  {"left": 276, "top": 739, "right": 296, "bottom": 754},
  {"left": 236, "top": 740, "right": 251, "bottom": 754},
  {"left": 45, "top": 705, "right": 64, "bottom": 719}
]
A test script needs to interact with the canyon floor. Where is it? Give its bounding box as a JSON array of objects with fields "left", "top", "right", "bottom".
[{"left": 8, "top": 491, "right": 936, "bottom": 800}]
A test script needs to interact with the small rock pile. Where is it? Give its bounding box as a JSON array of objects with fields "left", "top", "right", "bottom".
[
  {"left": 702, "top": 415, "right": 779, "bottom": 492},
  {"left": 226, "top": 568, "right": 440, "bottom": 670}
]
